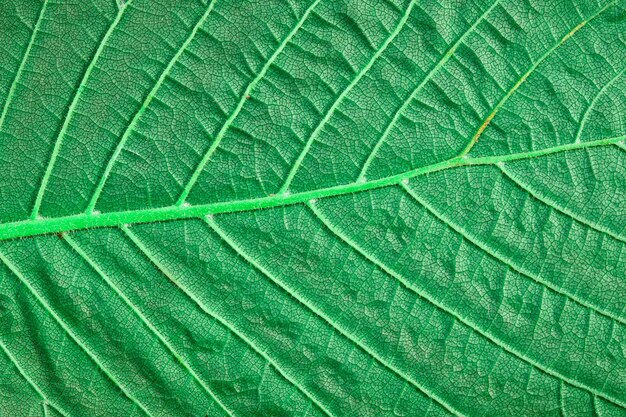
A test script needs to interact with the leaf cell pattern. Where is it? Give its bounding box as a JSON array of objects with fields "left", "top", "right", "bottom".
[{"left": 0, "top": 0, "right": 625, "bottom": 415}]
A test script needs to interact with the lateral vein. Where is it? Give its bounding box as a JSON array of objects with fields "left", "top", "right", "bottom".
[
  {"left": 63, "top": 232, "right": 234, "bottom": 417},
  {"left": 30, "top": 4, "right": 130, "bottom": 219},
  {"left": 0, "top": 339, "right": 70, "bottom": 417},
  {"left": 574, "top": 66, "right": 626, "bottom": 143},
  {"left": 207, "top": 215, "right": 466, "bottom": 417},
  {"left": 278, "top": 0, "right": 418, "bottom": 194},
  {"left": 177, "top": 0, "right": 324, "bottom": 206},
  {"left": 401, "top": 180, "right": 626, "bottom": 326},
  {"left": 308, "top": 195, "right": 626, "bottom": 409},
  {"left": 0, "top": 0, "right": 48, "bottom": 132},
  {"left": 121, "top": 225, "right": 335, "bottom": 417},
  {"left": 358, "top": 0, "right": 500, "bottom": 181},
  {"left": 0, "top": 250, "right": 153, "bottom": 417},
  {"left": 497, "top": 164, "right": 626, "bottom": 244},
  {"left": 459, "top": 1, "right": 616, "bottom": 156},
  {"left": 85, "top": 0, "right": 219, "bottom": 213}
]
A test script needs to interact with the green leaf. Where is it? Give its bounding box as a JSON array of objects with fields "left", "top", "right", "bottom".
[{"left": 0, "top": 0, "right": 625, "bottom": 415}]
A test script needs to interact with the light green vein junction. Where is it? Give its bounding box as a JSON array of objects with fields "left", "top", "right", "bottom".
[
  {"left": 176, "top": 0, "right": 324, "bottom": 206},
  {"left": 85, "top": 0, "right": 218, "bottom": 213},
  {"left": 30, "top": 4, "right": 129, "bottom": 219},
  {"left": 0, "top": 135, "right": 622, "bottom": 241},
  {"left": 357, "top": 0, "right": 500, "bottom": 181},
  {"left": 459, "top": 0, "right": 616, "bottom": 156},
  {"left": 278, "top": 0, "right": 418, "bottom": 194}
]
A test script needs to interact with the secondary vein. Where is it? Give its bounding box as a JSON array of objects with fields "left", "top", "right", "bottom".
[
  {"left": 207, "top": 215, "right": 464, "bottom": 417},
  {"left": 63, "top": 232, "right": 235, "bottom": 417},
  {"left": 85, "top": 0, "right": 219, "bottom": 214},
  {"left": 310, "top": 194, "right": 626, "bottom": 408},
  {"left": 357, "top": 0, "right": 500, "bottom": 181},
  {"left": 176, "top": 0, "right": 324, "bottom": 206},
  {"left": 29, "top": 4, "right": 129, "bottom": 219},
  {"left": 122, "top": 225, "right": 335, "bottom": 417},
  {"left": 278, "top": 0, "right": 418, "bottom": 194},
  {"left": 459, "top": 0, "right": 616, "bottom": 156},
  {"left": 0, "top": 250, "right": 153, "bottom": 417},
  {"left": 497, "top": 164, "right": 626, "bottom": 244},
  {"left": 0, "top": 0, "right": 48, "bottom": 132}
]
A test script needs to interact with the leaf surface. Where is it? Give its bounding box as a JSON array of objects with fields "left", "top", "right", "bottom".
[{"left": 0, "top": 0, "right": 625, "bottom": 415}]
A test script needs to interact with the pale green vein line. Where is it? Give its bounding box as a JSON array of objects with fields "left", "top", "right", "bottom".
[
  {"left": 176, "top": 0, "right": 323, "bottom": 206},
  {"left": 0, "top": 0, "right": 48, "bottom": 132},
  {"left": 85, "top": 0, "right": 218, "bottom": 214},
  {"left": 43, "top": 402, "right": 66, "bottom": 417},
  {"left": 206, "top": 215, "right": 465, "bottom": 417},
  {"left": 575, "top": 67, "right": 626, "bottom": 143},
  {"left": 0, "top": 339, "right": 69, "bottom": 417},
  {"left": 459, "top": 0, "right": 616, "bottom": 156},
  {"left": 559, "top": 381, "right": 566, "bottom": 417},
  {"left": 497, "top": 164, "right": 626, "bottom": 244},
  {"left": 120, "top": 225, "right": 335, "bottom": 417},
  {"left": 0, "top": 250, "right": 152, "bottom": 417},
  {"left": 30, "top": 4, "right": 130, "bottom": 219},
  {"left": 308, "top": 196, "right": 626, "bottom": 409},
  {"left": 403, "top": 185, "right": 626, "bottom": 402},
  {"left": 616, "top": 141, "right": 626, "bottom": 152},
  {"left": 278, "top": 0, "right": 418, "bottom": 194},
  {"left": 357, "top": 0, "right": 499, "bottom": 181},
  {"left": 63, "top": 232, "right": 234, "bottom": 417},
  {"left": 0, "top": 134, "right": 623, "bottom": 241},
  {"left": 401, "top": 180, "right": 626, "bottom": 326},
  {"left": 460, "top": 135, "right": 626, "bottom": 166}
]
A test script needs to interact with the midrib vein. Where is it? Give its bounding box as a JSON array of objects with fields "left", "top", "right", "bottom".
[{"left": 1, "top": 134, "right": 623, "bottom": 241}]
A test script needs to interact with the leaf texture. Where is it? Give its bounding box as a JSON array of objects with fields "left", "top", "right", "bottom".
[{"left": 0, "top": 0, "right": 625, "bottom": 415}]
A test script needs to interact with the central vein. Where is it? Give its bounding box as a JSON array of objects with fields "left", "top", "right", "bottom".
[{"left": 1, "top": 135, "right": 623, "bottom": 241}]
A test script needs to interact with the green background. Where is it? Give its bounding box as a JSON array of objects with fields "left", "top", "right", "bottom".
[{"left": 0, "top": 0, "right": 625, "bottom": 415}]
